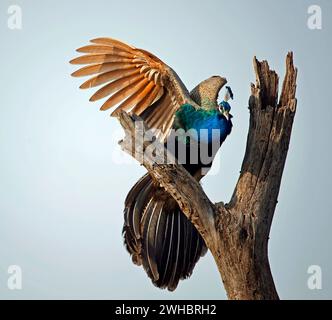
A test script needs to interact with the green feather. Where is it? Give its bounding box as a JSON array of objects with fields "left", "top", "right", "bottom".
[{"left": 173, "top": 104, "right": 218, "bottom": 131}]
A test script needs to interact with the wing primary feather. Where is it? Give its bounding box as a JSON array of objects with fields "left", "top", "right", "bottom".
[
  {"left": 89, "top": 73, "right": 143, "bottom": 102},
  {"left": 72, "top": 62, "right": 134, "bottom": 77},
  {"left": 110, "top": 78, "right": 151, "bottom": 116},
  {"left": 76, "top": 45, "right": 134, "bottom": 58},
  {"left": 90, "top": 38, "right": 136, "bottom": 52},
  {"left": 100, "top": 76, "right": 145, "bottom": 111},
  {"left": 80, "top": 68, "right": 139, "bottom": 90},
  {"left": 70, "top": 54, "right": 132, "bottom": 65},
  {"left": 131, "top": 83, "right": 160, "bottom": 115}
]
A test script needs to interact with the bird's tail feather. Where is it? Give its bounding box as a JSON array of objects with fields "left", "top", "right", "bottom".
[{"left": 123, "top": 173, "right": 207, "bottom": 291}]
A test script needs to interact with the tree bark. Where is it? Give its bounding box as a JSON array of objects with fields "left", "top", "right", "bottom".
[{"left": 117, "top": 53, "right": 297, "bottom": 300}]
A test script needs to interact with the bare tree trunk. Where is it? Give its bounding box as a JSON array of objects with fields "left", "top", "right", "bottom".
[{"left": 118, "top": 53, "right": 297, "bottom": 300}]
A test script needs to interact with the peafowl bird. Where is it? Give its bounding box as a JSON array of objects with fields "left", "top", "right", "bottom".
[{"left": 70, "top": 38, "right": 233, "bottom": 291}]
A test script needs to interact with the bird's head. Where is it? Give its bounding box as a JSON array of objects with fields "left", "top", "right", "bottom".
[
  {"left": 189, "top": 76, "right": 227, "bottom": 110},
  {"left": 218, "top": 86, "right": 233, "bottom": 121}
]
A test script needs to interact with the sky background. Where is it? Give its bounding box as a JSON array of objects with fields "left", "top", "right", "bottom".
[{"left": 0, "top": 0, "right": 331, "bottom": 299}]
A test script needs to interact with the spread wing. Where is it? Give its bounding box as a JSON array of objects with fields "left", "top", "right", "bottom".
[{"left": 70, "top": 38, "right": 196, "bottom": 140}]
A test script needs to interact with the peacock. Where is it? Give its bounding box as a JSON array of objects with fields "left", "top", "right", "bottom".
[{"left": 70, "top": 38, "right": 233, "bottom": 291}]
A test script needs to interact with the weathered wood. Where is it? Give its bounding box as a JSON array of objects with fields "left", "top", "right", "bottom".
[{"left": 118, "top": 52, "right": 297, "bottom": 300}]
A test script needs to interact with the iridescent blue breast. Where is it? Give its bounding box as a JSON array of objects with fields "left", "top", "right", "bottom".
[{"left": 173, "top": 104, "right": 232, "bottom": 144}]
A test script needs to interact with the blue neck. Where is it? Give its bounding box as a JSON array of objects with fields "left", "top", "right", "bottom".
[{"left": 174, "top": 104, "right": 232, "bottom": 144}]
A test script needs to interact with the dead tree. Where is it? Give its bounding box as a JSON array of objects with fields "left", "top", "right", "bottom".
[{"left": 118, "top": 53, "right": 297, "bottom": 300}]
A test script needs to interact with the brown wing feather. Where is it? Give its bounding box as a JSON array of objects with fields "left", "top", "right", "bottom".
[
  {"left": 90, "top": 73, "right": 144, "bottom": 103},
  {"left": 77, "top": 45, "right": 134, "bottom": 58},
  {"left": 71, "top": 37, "right": 195, "bottom": 140},
  {"left": 71, "top": 62, "right": 134, "bottom": 77},
  {"left": 110, "top": 78, "right": 151, "bottom": 114},
  {"left": 70, "top": 54, "right": 132, "bottom": 65},
  {"left": 80, "top": 68, "right": 140, "bottom": 90},
  {"left": 100, "top": 77, "right": 146, "bottom": 111},
  {"left": 90, "top": 38, "right": 135, "bottom": 52},
  {"left": 131, "top": 83, "right": 159, "bottom": 115}
]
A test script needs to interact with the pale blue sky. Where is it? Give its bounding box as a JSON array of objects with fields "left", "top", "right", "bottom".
[{"left": 0, "top": 0, "right": 331, "bottom": 299}]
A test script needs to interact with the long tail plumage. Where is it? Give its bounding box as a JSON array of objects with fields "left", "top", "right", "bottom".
[{"left": 123, "top": 173, "right": 207, "bottom": 291}]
